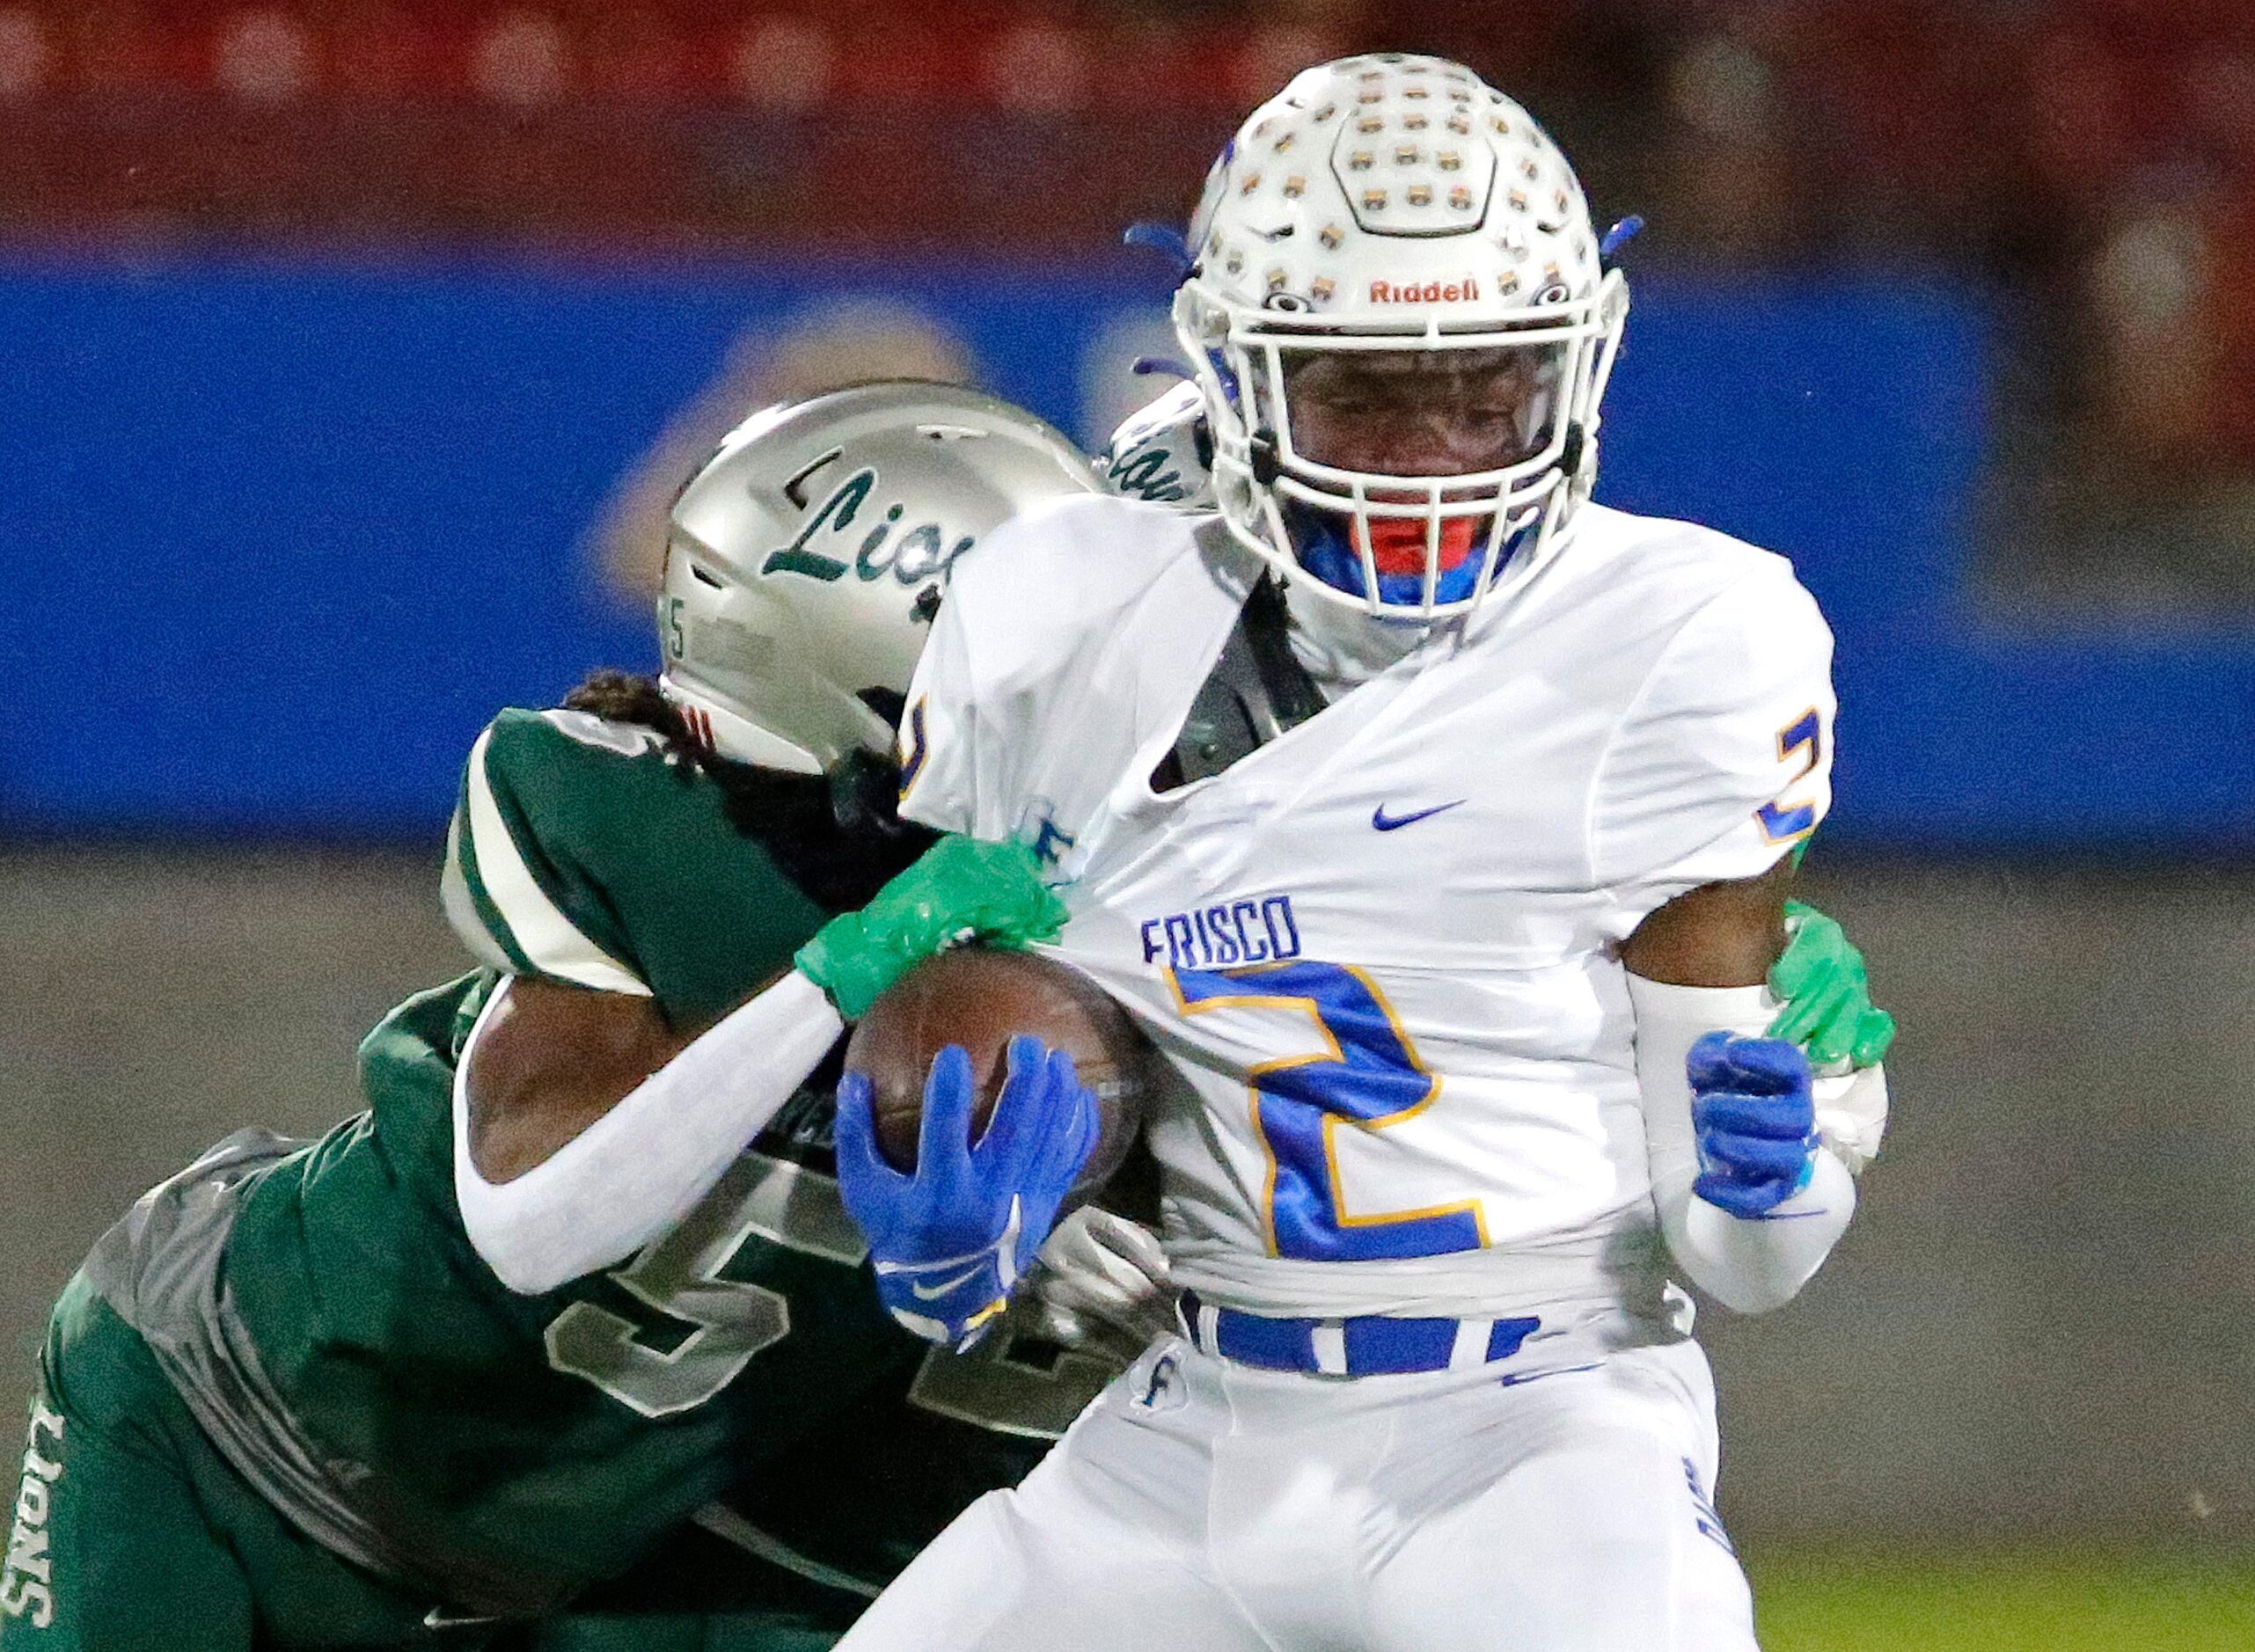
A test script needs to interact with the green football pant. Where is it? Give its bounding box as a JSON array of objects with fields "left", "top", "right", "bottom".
[
  {"left": 521, "top": 1616, "right": 846, "bottom": 1652},
  {"left": 0, "top": 1276, "right": 446, "bottom": 1651},
  {"left": 4, "top": 1278, "right": 863, "bottom": 1650},
  {"left": 518, "top": 1512, "right": 867, "bottom": 1651}
]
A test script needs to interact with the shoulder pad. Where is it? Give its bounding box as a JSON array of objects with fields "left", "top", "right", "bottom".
[
  {"left": 1591, "top": 566, "right": 1835, "bottom": 894},
  {"left": 440, "top": 708, "right": 685, "bottom": 996},
  {"left": 531, "top": 706, "right": 673, "bottom": 761}
]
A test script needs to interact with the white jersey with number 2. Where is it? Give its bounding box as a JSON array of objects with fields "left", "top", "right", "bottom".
[{"left": 899, "top": 491, "right": 1835, "bottom": 1327}]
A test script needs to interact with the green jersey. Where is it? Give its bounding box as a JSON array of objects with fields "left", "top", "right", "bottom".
[{"left": 210, "top": 707, "right": 1110, "bottom": 1615}]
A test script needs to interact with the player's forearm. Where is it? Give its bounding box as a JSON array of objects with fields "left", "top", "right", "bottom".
[
  {"left": 453, "top": 835, "right": 1065, "bottom": 1295},
  {"left": 1628, "top": 975, "right": 1856, "bottom": 1314},
  {"left": 1657, "top": 1150, "right": 1856, "bottom": 1314},
  {"left": 454, "top": 971, "right": 843, "bottom": 1295}
]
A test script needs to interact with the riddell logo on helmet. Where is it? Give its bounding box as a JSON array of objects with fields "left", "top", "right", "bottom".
[{"left": 1368, "top": 277, "right": 1479, "bottom": 303}]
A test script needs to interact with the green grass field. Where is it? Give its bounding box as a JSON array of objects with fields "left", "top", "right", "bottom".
[{"left": 1749, "top": 1548, "right": 2255, "bottom": 1651}]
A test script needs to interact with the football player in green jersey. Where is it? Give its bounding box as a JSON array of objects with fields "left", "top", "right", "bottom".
[
  {"left": 0, "top": 386, "right": 1129, "bottom": 1651},
  {"left": 1, "top": 383, "right": 1893, "bottom": 1651}
]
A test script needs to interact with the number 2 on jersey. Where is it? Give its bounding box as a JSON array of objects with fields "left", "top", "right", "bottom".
[
  {"left": 1170, "top": 961, "right": 1484, "bottom": 1262},
  {"left": 1757, "top": 707, "right": 1822, "bottom": 844}
]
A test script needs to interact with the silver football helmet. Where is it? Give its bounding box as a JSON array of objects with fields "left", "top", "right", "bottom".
[{"left": 660, "top": 382, "right": 1102, "bottom": 774}]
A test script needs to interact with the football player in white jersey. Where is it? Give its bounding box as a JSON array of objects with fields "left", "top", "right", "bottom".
[{"left": 827, "top": 52, "right": 1893, "bottom": 1652}]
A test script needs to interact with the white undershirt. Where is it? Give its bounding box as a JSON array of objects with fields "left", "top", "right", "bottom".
[
  {"left": 452, "top": 971, "right": 844, "bottom": 1296},
  {"left": 1627, "top": 975, "right": 1857, "bottom": 1314}
]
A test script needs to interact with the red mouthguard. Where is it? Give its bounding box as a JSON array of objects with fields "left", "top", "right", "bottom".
[{"left": 1356, "top": 515, "right": 1481, "bottom": 577}]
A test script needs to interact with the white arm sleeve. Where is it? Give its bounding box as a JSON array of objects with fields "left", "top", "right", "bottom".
[
  {"left": 1813, "top": 1064, "right": 1889, "bottom": 1176},
  {"left": 1628, "top": 974, "right": 1857, "bottom": 1315},
  {"left": 453, "top": 970, "right": 845, "bottom": 1296}
]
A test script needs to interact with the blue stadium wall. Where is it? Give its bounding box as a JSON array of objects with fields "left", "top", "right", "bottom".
[{"left": 2, "top": 252, "right": 2248, "bottom": 852}]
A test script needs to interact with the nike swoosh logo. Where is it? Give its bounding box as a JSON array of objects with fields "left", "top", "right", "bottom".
[
  {"left": 425, "top": 1607, "right": 502, "bottom": 1630},
  {"left": 910, "top": 1264, "right": 987, "bottom": 1301},
  {"left": 1498, "top": 1361, "right": 1603, "bottom": 1388},
  {"left": 1373, "top": 800, "right": 1467, "bottom": 831}
]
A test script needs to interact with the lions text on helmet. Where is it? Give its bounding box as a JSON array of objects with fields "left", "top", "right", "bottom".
[
  {"left": 754, "top": 466, "right": 978, "bottom": 588},
  {"left": 1173, "top": 53, "right": 1627, "bottom": 619},
  {"left": 655, "top": 383, "right": 1102, "bottom": 776}
]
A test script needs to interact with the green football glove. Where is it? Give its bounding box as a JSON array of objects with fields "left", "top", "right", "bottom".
[
  {"left": 796, "top": 835, "right": 1068, "bottom": 1020},
  {"left": 1766, "top": 899, "right": 1895, "bottom": 1070}
]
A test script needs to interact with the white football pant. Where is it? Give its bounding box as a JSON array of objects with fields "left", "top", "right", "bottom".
[{"left": 833, "top": 1333, "right": 1760, "bottom": 1651}]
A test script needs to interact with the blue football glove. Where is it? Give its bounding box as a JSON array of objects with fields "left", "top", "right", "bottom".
[
  {"left": 1688, "top": 1032, "right": 1818, "bottom": 1218},
  {"left": 834, "top": 1036, "right": 1100, "bottom": 1349}
]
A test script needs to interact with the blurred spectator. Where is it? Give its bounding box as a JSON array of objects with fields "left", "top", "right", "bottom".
[
  {"left": 2085, "top": 196, "right": 2221, "bottom": 483},
  {"left": 588, "top": 296, "right": 975, "bottom": 604},
  {"left": 1653, "top": 20, "right": 1797, "bottom": 265},
  {"left": 3, "top": 1, "right": 2252, "bottom": 591}
]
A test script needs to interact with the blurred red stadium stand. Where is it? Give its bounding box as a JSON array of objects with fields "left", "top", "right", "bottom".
[
  {"left": 1, "top": 4, "right": 2250, "bottom": 256},
  {"left": 0, "top": 4, "right": 1359, "bottom": 249},
  {"left": 0, "top": 2, "right": 2250, "bottom": 484}
]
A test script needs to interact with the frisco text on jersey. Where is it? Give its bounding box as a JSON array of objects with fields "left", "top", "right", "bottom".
[{"left": 1138, "top": 895, "right": 1303, "bottom": 971}]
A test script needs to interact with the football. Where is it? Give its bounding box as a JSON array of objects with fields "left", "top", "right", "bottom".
[{"left": 842, "top": 947, "right": 1153, "bottom": 1187}]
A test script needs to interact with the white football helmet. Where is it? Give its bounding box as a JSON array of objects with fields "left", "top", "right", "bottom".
[
  {"left": 1174, "top": 53, "right": 1628, "bottom": 619},
  {"left": 660, "top": 382, "right": 1102, "bottom": 774}
]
